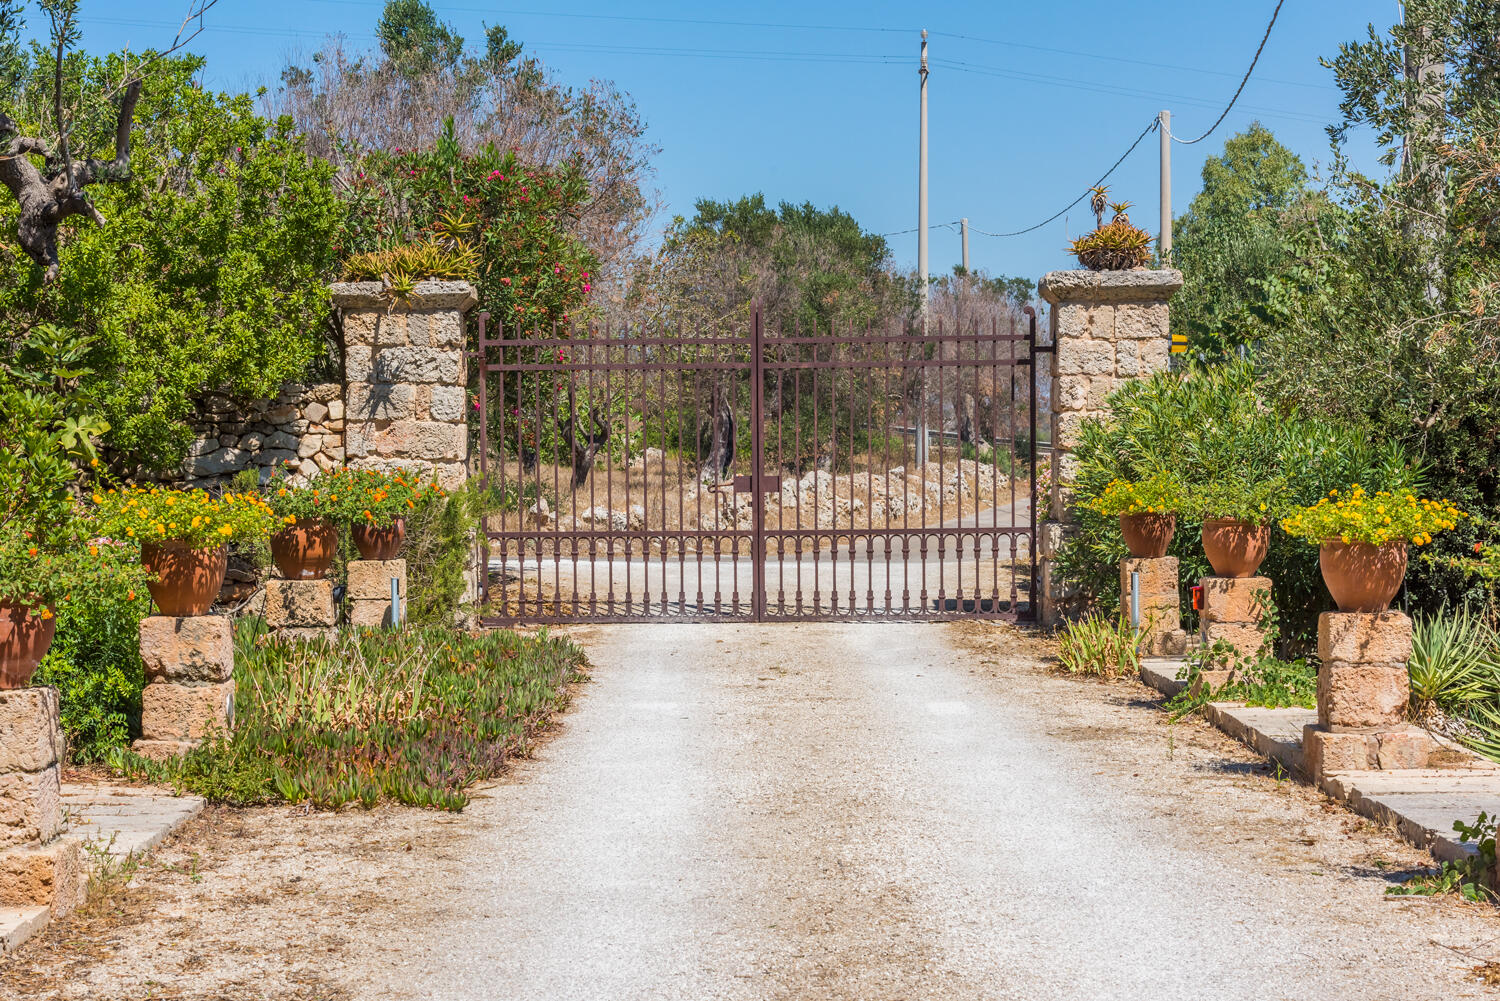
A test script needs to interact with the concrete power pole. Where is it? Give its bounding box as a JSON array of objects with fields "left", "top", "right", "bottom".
[
  {"left": 1158, "top": 109, "right": 1172, "bottom": 265},
  {"left": 915, "top": 29, "right": 930, "bottom": 467},
  {"left": 960, "top": 217, "right": 969, "bottom": 273}
]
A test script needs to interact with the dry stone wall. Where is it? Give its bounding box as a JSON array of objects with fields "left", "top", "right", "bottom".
[{"left": 177, "top": 382, "right": 346, "bottom": 489}]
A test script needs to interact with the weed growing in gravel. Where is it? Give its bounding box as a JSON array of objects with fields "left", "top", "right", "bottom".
[
  {"left": 1056, "top": 614, "right": 1141, "bottom": 681},
  {"left": 109, "top": 621, "right": 587, "bottom": 810},
  {"left": 1388, "top": 813, "right": 1498, "bottom": 902}
]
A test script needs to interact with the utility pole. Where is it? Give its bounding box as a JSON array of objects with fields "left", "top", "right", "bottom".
[
  {"left": 1403, "top": 7, "right": 1445, "bottom": 301},
  {"left": 960, "top": 217, "right": 969, "bottom": 273},
  {"left": 915, "top": 28, "right": 930, "bottom": 467},
  {"left": 1158, "top": 109, "right": 1172, "bottom": 265}
]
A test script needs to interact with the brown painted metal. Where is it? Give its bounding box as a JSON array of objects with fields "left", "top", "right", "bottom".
[{"left": 471, "top": 306, "right": 1038, "bottom": 625}]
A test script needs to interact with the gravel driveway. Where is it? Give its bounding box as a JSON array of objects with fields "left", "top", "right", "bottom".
[{"left": 364, "top": 622, "right": 1500, "bottom": 1001}]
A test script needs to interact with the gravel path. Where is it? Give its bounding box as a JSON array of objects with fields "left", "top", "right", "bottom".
[
  {"left": 364, "top": 622, "right": 1498, "bottom": 1000},
  {"left": 6, "top": 622, "right": 1499, "bottom": 999}
]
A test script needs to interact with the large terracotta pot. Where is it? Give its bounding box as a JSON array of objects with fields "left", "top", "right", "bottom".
[
  {"left": 0, "top": 598, "right": 56, "bottom": 689},
  {"left": 142, "top": 541, "right": 228, "bottom": 616},
  {"left": 270, "top": 518, "right": 339, "bottom": 580},
  {"left": 1202, "top": 518, "right": 1271, "bottom": 578},
  {"left": 1119, "top": 512, "right": 1176, "bottom": 559},
  {"left": 1320, "top": 539, "right": 1408, "bottom": 612},
  {"left": 351, "top": 518, "right": 405, "bottom": 561}
]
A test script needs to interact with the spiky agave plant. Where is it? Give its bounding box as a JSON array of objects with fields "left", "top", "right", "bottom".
[
  {"left": 1068, "top": 219, "right": 1153, "bottom": 271},
  {"left": 1089, "top": 185, "right": 1110, "bottom": 229},
  {"left": 1109, "top": 200, "right": 1134, "bottom": 226}
]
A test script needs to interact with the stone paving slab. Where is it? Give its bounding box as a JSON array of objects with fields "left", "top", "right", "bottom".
[
  {"left": 1138, "top": 656, "right": 1500, "bottom": 865},
  {"left": 0, "top": 782, "right": 203, "bottom": 954}
]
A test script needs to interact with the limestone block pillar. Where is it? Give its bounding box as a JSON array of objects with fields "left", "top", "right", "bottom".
[
  {"left": 331, "top": 280, "right": 478, "bottom": 492},
  {"left": 0, "top": 688, "right": 84, "bottom": 919},
  {"left": 264, "top": 579, "right": 338, "bottom": 644},
  {"left": 1120, "top": 556, "right": 1185, "bottom": 657},
  {"left": 134, "top": 615, "right": 236, "bottom": 759},
  {"left": 1036, "top": 269, "right": 1182, "bottom": 625},
  {"left": 347, "top": 559, "right": 407, "bottom": 629},
  {"left": 1303, "top": 611, "right": 1431, "bottom": 783},
  {"left": 1198, "top": 576, "right": 1271, "bottom": 660}
]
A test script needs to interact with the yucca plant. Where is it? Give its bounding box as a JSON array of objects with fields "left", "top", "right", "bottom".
[
  {"left": 1057, "top": 614, "right": 1141, "bottom": 680},
  {"left": 1068, "top": 218, "right": 1153, "bottom": 271},
  {"left": 1409, "top": 609, "right": 1497, "bottom": 719}
]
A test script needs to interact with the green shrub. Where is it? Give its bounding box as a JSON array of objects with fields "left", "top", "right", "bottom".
[
  {"left": 1409, "top": 609, "right": 1497, "bottom": 719},
  {"left": 1056, "top": 614, "right": 1140, "bottom": 681},
  {"left": 405, "top": 480, "right": 501, "bottom": 627},
  {"left": 110, "top": 620, "right": 587, "bottom": 810}
]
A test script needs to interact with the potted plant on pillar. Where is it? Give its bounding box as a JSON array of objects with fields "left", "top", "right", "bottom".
[
  {"left": 265, "top": 465, "right": 342, "bottom": 579},
  {"left": 1189, "top": 479, "right": 1284, "bottom": 578},
  {"left": 1281, "top": 487, "right": 1464, "bottom": 611},
  {"left": 0, "top": 528, "right": 63, "bottom": 688},
  {"left": 320, "top": 466, "right": 444, "bottom": 560},
  {"left": 1085, "top": 472, "right": 1184, "bottom": 558},
  {"left": 96, "top": 487, "right": 274, "bottom": 615}
]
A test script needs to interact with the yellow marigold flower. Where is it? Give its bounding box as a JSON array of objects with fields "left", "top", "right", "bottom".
[{"left": 219, "top": 525, "right": 234, "bottom": 537}]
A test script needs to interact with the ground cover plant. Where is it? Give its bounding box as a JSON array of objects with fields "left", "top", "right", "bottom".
[{"left": 112, "top": 621, "right": 587, "bottom": 810}]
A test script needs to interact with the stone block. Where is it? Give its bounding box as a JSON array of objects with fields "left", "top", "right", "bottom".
[
  {"left": 348, "top": 382, "right": 417, "bottom": 422},
  {"left": 1317, "top": 660, "right": 1409, "bottom": 730},
  {"left": 130, "top": 739, "right": 199, "bottom": 761},
  {"left": 1054, "top": 338, "right": 1115, "bottom": 377},
  {"left": 139, "top": 681, "right": 235, "bottom": 742},
  {"left": 274, "top": 627, "right": 339, "bottom": 645},
  {"left": 0, "top": 689, "right": 62, "bottom": 773},
  {"left": 139, "top": 615, "right": 234, "bottom": 684},
  {"left": 428, "top": 311, "right": 465, "bottom": 347},
  {"left": 1303, "top": 724, "right": 1373, "bottom": 780},
  {"left": 1199, "top": 620, "right": 1266, "bottom": 662},
  {"left": 1113, "top": 302, "right": 1171, "bottom": 339},
  {"left": 1199, "top": 576, "right": 1271, "bottom": 625},
  {"left": 1142, "top": 628, "right": 1188, "bottom": 658},
  {"left": 1318, "top": 611, "right": 1413, "bottom": 665},
  {"left": 0, "top": 766, "right": 62, "bottom": 850},
  {"left": 1121, "top": 556, "right": 1179, "bottom": 600},
  {"left": 304, "top": 402, "right": 329, "bottom": 424},
  {"left": 1190, "top": 669, "right": 1234, "bottom": 701},
  {"left": 429, "top": 384, "right": 467, "bottom": 422},
  {"left": 372, "top": 346, "right": 463, "bottom": 385},
  {"left": 0, "top": 838, "right": 83, "bottom": 914},
  {"left": 264, "top": 579, "right": 337, "bottom": 629},
  {"left": 348, "top": 598, "right": 404, "bottom": 629},
  {"left": 1053, "top": 304, "right": 1103, "bottom": 341},
  {"left": 1053, "top": 375, "right": 1090, "bottom": 412},
  {"left": 345, "top": 345, "right": 374, "bottom": 384},
  {"left": 347, "top": 559, "right": 406, "bottom": 602},
  {"left": 1375, "top": 727, "right": 1433, "bottom": 770}
]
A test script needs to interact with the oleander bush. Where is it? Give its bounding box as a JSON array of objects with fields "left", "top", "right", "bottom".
[{"left": 111, "top": 621, "right": 587, "bottom": 810}]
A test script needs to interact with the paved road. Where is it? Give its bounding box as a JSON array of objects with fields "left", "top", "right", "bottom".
[{"left": 370, "top": 623, "right": 1495, "bottom": 1000}]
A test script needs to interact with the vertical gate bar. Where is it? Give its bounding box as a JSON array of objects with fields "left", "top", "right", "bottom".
[
  {"left": 864, "top": 321, "right": 875, "bottom": 615},
  {"left": 661, "top": 328, "right": 672, "bottom": 615},
  {"left": 1007, "top": 311, "right": 1020, "bottom": 612},
  {"left": 750, "top": 304, "right": 767, "bottom": 622},
  {"left": 990, "top": 315, "right": 1001, "bottom": 611},
  {"left": 676, "top": 342, "right": 686, "bottom": 616},
  {"left": 843, "top": 320, "right": 855, "bottom": 616},
  {"left": 828, "top": 320, "right": 839, "bottom": 616},
  {"left": 809, "top": 321, "right": 821, "bottom": 615},
  {"left": 1027, "top": 306, "right": 1039, "bottom": 616},
  {"left": 793, "top": 368, "right": 804, "bottom": 615},
  {"left": 881, "top": 323, "right": 894, "bottom": 616},
  {"left": 691, "top": 343, "right": 705, "bottom": 615},
  {"left": 556, "top": 323, "right": 568, "bottom": 620},
  {"left": 475, "top": 312, "right": 491, "bottom": 611},
  {"left": 774, "top": 340, "right": 785, "bottom": 617}
]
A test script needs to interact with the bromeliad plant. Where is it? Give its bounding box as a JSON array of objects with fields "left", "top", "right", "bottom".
[
  {"left": 1280, "top": 488, "right": 1464, "bottom": 548},
  {"left": 94, "top": 487, "right": 276, "bottom": 549}
]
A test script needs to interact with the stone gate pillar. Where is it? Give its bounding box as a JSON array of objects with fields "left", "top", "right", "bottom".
[
  {"left": 1036, "top": 269, "right": 1182, "bottom": 626},
  {"left": 331, "top": 281, "right": 479, "bottom": 491}
]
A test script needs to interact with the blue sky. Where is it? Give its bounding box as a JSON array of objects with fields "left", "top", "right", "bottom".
[{"left": 27, "top": 0, "right": 1394, "bottom": 280}]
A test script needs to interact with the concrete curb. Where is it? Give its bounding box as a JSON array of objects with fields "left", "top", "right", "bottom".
[
  {"left": 1139, "top": 657, "right": 1500, "bottom": 864},
  {"left": 0, "top": 783, "right": 205, "bottom": 954}
]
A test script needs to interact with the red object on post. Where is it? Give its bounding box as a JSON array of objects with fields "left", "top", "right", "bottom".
[{"left": 1190, "top": 585, "right": 1204, "bottom": 611}]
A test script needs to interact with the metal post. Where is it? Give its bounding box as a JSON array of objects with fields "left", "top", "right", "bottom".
[
  {"left": 390, "top": 577, "right": 402, "bottom": 628},
  {"left": 915, "top": 29, "right": 930, "bottom": 468},
  {"left": 960, "top": 217, "right": 969, "bottom": 273},
  {"left": 1129, "top": 571, "right": 1141, "bottom": 629},
  {"left": 1158, "top": 110, "right": 1172, "bottom": 265}
]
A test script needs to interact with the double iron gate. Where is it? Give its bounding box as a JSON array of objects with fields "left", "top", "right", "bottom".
[{"left": 471, "top": 308, "right": 1041, "bottom": 624}]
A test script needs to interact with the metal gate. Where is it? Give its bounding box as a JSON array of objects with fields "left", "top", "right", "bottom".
[{"left": 471, "top": 307, "right": 1039, "bottom": 624}]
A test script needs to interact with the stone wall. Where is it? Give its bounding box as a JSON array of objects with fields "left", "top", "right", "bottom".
[
  {"left": 178, "top": 382, "right": 346, "bottom": 489},
  {"left": 1036, "top": 268, "right": 1182, "bottom": 626}
]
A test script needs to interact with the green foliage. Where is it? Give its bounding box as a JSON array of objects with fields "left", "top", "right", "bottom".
[
  {"left": 377, "top": 0, "right": 465, "bottom": 75},
  {"left": 1055, "top": 614, "right": 1141, "bottom": 681},
  {"left": 32, "top": 540, "right": 149, "bottom": 760},
  {"left": 1387, "top": 812, "right": 1497, "bottom": 901},
  {"left": 0, "top": 51, "right": 343, "bottom": 469},
  {"left": 111, "top": 621, "right": 587, "bottom": 810},
  {"left": 405, "top": 480, "right": 499, "bottom": 626},
  {"left": 1408, "top": 608, "right": 1497, "bottom": 718},
  {"left": 341, "top": 121, "right": 597, "bottom": 331},
  {"left": 340, "top": 237, "right": 479, "bottom": 290}
]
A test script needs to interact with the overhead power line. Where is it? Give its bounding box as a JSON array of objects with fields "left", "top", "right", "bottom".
[
  {"left": 966, "top": 117, "right": 1161, "bottom": 239},
  {"left": 1171, "top": 0, "right": 1287, "bottom": 145}
]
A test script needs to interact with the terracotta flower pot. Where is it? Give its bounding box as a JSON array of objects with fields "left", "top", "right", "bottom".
[
  {"left": 270, "top": 518, "right": 339, "bottom": 580},
  {"left": 1319, "top": 539, "right": 1408, "bottom": 612},
  {"left": 1119, "top": 512, "right": 1176, "bottom": 559},
  {"left": 142, "top": 540, "right": 228, "bottom": 616},
  {"left": 351, "top": 518, "right": 405, "bottom": 561},
  {"left": 1201, "top": 518, "right": 1271, "bottom": 578},
  {"left": 0, "top": 598, "right": 57, "bottom": 689}
]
